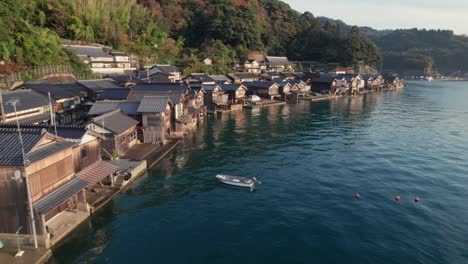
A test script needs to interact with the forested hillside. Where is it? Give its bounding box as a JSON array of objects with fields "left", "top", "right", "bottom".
[
  {"left": 0, "top": 0, "right": 381, "bottom": 74},
  {"left": 321, "top": 17, "right": 468, "bottom": 75},
  {"left": 372, "top": 29, "right": 468, "bottom": 75}
]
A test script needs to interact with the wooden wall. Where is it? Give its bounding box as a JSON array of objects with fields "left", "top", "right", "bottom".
[
  {"left": 0, "top": 166, "right": 30, "bottom": 234},
  {"left": 29, "top": 156, "right": 74, "bottom": 202},
  {"left": 73, "top": 139, "right": 101, "bottom": 172}
]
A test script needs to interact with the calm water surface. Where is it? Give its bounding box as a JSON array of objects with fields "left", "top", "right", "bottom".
[{"left": 51, "top": 81, "right": 468, "bottom": 264}]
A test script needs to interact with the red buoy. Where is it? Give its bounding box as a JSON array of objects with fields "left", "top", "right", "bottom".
[
  {"left": 394, "top": 196, "right": 401, "bottom": 201},
  {"left": 415, "top": 197, "right": 420, "bottom": 203},
  {"left": 355, "top": 193, "right": 360, "bottom": 198}
]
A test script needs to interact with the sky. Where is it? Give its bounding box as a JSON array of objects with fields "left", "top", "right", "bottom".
[{"left": 284, "top": 0, "right": 468, "bottom": 35}]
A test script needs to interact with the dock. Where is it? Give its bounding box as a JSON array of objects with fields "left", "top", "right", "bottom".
[
  {"left": 0, "top": 245, "right": 51, "bottom": 264},
  {"left": 0, "top": 140, "right": 182, "bottom": 264},
  {"left": 310, "top": 95, "right": 338, "bottom": 102},
  {"left": 243, "top": 100, "right": 286, "bottom": 108},
  {"left": 122, "top": 140, "right": 180, "bottom": 168}
]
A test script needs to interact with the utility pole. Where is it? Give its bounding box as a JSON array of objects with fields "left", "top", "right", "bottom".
[
  {"left": 48, "top": 92, "right": 57, "bottom": 137},
  {"left": 12, "top": 101, "right": 38, "bottom": 249},
  {"left": 0, "top": 88, "right": 5, "bottom": 123}
]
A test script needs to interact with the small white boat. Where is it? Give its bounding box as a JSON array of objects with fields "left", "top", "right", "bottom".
[{"left": 216, "top": 175, "right": 261, "bottom": 191}]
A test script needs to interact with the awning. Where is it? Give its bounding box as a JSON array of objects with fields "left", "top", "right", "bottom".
[
  {"left": 76, "top": 160, "right": 119, "bottom": 187},
  {"left": 33, "top": 177, "right": 88, "bottom": 214}
]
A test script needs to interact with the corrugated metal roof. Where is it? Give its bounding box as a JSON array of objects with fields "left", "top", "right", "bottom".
[
  {"left": 137, "top": 96, "right": 171, "bottom": 113},
  {"left": 97, "top": 88, "right": 131, "bottom": 101},
  {"left": 92, "top": 110, "right": 139, "bottom": 134},
  {"left": 28, "top": 141, "right": 76, "bottom": 163},
  {"left": 88, "top": 101, "right": 140, "bottom": 116},
  {"left": 77, "top": 161, "right": 119, "bottom": 187},
  {"left": 266, "top": 56, "right": 290, "bottom": 66},
  {"left": 4, "top": 113, "right": 51, "bottom": 125},
  {"left": 33, "top": 177, "right": 88, "bottom": 214},
  {"left": 1, "top": 89, "right": 50, "bottom": 114}
]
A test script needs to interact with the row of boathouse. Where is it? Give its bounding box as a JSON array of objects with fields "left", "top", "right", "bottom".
[{"left": 0, "top": 69, "right": 403, "bottom": 253}]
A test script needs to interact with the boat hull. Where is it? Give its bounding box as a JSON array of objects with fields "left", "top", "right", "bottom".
[{"left": 216, "top": 175, "right": 254, "bottom": 188}]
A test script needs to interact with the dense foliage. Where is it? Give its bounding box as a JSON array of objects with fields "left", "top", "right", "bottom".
[
  {"left": 0, "top": 1, "right": 90, "bottom": 74},
  {"left": 0, "top": 0, "right": 383, "bottom": 74}
]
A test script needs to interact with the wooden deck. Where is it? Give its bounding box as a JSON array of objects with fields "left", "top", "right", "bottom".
[{"left": 122, "top": 140, "right": 180, "bottom": 168}]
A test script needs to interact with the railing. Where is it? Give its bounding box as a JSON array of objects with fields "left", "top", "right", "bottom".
[
  {"left": 61, "top": 39, "right": 112, "bottom": 49},
  {"left": 0, "top": 65, "right": 104, "bottom": 90}
]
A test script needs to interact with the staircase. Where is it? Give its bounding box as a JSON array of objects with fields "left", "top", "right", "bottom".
[{"left": 114, "top": 175, "right": 127, "bottom": 187}]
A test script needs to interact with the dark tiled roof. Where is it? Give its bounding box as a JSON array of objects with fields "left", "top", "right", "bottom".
[
  {"left": 242, "top": 81, "right": 277, "bottom": 89},
  {"left": 1, "top": 89, "right": 50, "bottom": 114},
  {"left": 202, "top": 85, "right": 221, "bottom": 91},
  {"left": 220, "top": 84, "right": 246, "bottom": 91},
  {"left": 92, "top": 110, "right": 139, "bottom": 134},
  {"left": 337, "top": 74, "right": 361, "bottom": 81},
  {"left": 220, "top": 84, "right": 242, "bottom": 91},
  {"left": 65, "top": 45, "right": 112, "bottom": 58},
  {"left": 152, "top": 65, "right": 180, "bottom": 73},
  {"left": 385, "top": 76, "right": 399, "bottom": 82},
  {"left": 133, "top": 83, "right": 188, "bottom": 93},
  {"left": 137, "top": 96, "right": 171, "bottom": 113},
  {"left": 281, "top": 72, "right": 295, "bottom": 78},
  {"left": 233, "top": 72, "right": 258, "bottom": 79},
  {"left": 287, "top": 79, "right": 304, "bottom": 85},
  {"left": 0, "top": 124, "right": 86, "bottom": 140},
  {"left": 77, "top": 79, "right": 122, "bottom": 92},
  {"left": 208, "top": 75, "right": 230, "bottom": 82},
  {"left": 88, "top": 101, "right": 140, "bottom": 116},
  {"left": 0, "top": 129, "right": 43, "bottom": 166},
  {"left": 188, "top": 73, "right": 215, "bottom": 83},
  {"left": 24, "top": 82, "right": 88, "bottom": 100},
  {"left": 148, "top": 73, "right": 173, "bottom": 83},
  {"left": 293, "top": 72, "right": 305, "bottom": 78},
  {"left": 97, "top": 88, "right": 131, "bottom": 101},
  {"left": 127, "top": 90, "right": 183, "bottom": 104},
  {"left": 104, "top": 75, "right": 135, "bottom": 85},
  {"left": 227, "top": 73, "right": 240, "bottom": 81},
  {"left": 310, "top": 78, "right": 336, "bottom": 84},
  {"left": 33, "top": 177, "right": 88, "bottom": 214},
  {"left": 28, "top": 141, "right": 76, "bottom": 163}
]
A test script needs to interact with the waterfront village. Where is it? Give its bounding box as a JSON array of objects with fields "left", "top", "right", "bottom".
[{"left": 0, "top": 45, "right": 404, "bottom": 263}]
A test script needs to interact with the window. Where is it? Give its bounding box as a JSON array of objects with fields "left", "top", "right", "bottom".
[{"left": 81, "top": 147, "right": 88, "bottom": 158}]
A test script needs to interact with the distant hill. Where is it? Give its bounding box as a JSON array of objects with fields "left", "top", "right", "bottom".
[{"left": 319, "top": 17, "right": 468, "bottom": 75}]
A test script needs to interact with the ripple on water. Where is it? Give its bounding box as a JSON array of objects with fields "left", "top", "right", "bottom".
[{"left": 51, "top": 82, "right": 468, "bottom": 264}]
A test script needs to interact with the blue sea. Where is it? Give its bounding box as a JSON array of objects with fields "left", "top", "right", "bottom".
[{"left": 51, "top": 81, "right": 468, "bottom": 264}]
